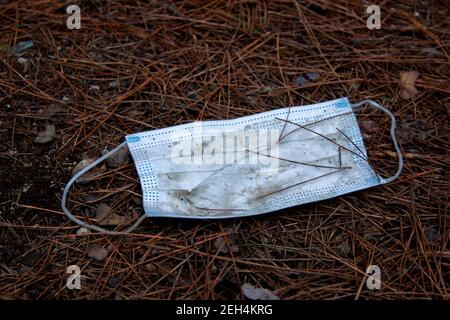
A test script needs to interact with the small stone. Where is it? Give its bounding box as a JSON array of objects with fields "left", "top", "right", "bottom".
[
  {"left": 294, "top": 75, "right": 307, "bottom": 85},
  {"left": 86, "top": 246, "right": 109, "bottom": 261},
  {"left": 305, "top": 72, "right": 319, "bottom": 81},
  {"left": 294, "top": 72, "right": 319, "bottom": 85},
  {"left": 76, "top": 227, "right": 90, "bottom": 236},
  {"left": 34, "top": 124, "right": 56, "bottom": 144}
]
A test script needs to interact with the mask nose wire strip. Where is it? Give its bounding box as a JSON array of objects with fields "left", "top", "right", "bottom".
[
  {"left": 61, "top": 141, "right": 148, "bottom": 235},
  {"left": 351, "top": 100, "right": 403, "bottom": 184}
]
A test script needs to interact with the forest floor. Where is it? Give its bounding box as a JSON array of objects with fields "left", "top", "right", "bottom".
[{"left": 0, "top": 0, "right": 448, "bottom": 299}]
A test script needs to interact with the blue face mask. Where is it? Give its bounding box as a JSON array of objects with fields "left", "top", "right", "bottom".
[{"left": 62, "top": 98, "right": 403, "bottom": 234}]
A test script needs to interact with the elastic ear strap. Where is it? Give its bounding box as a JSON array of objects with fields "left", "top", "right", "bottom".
[
  {"left": 351, "top": 99, "right": 403, "bottom": 183},
  {"left": 61, "top": 141, "right": 147, "bottom": 235}
]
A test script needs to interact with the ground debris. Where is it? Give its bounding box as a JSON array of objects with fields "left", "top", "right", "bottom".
[
  {"left": 399, "top": 71, "right": 420, "bottom": 99},
  {"left": 72, "top": 159, "right": 106, "bottom": 184},
  {"left": 1, "top": 0, "right": 448, "bottom": 300},
  {"left": 86, "top": 246, "right": 110, "bottom": 261},
  {"left": 242, "top": 283, "right": 279, "bottom": 300},
  {"left": 7, "top": 40, "right": 33, "bottom": 56},
  {"left": 96, "top": 202, "right": 129, "bottom": 225},
  {"left": 294, "top": 72, "right": 319, "bottom": 85},
  {"left": 102, "top": 145, "right": 129, "bottom": 168},
  {"left": 423, "top": 226, "right": 440, "bottom": 243},
  {"left": 76, "top": 227, "right": 91, "bottom": 236},
  {"left": 214, "top": 224, "right": 240, "bottom": 253},
  {"left": 34, "top": 124, "right": 56, "bottom": 144}
]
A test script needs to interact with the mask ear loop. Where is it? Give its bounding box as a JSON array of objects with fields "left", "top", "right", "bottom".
[
  {"left": 61, "top": 141, "right": 148, "bottom": 235},
  {"left": 350, "top": 100, "right": 403, "bottom": 184}
]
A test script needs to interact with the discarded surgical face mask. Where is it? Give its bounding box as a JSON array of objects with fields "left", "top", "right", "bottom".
[{"left": 62, "top": 98, "right": 403, "bottom": 234}]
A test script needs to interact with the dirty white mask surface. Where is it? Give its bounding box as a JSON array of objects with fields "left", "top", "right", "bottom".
[{"left": 62, "top": 98, "right": 403, "bottom": 234}]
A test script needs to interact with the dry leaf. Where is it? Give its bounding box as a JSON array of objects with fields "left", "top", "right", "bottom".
[
  {"left": 242, "top": 283, "right": 279, "bottom": 300},
  {"left": 102, "top": 145, "right": 129, "bottom": 168},
  {"left": 72, "top": 159, "right": 106, "bottom": 184},
  {"left": 86, "top": 246, "right": 109, "bottom": 261},
  {"left": 132, "top": 196, "right": 142, "bottom": 206},
  {"left": 399, "top": 71, "right": 420, "bottom": 99},
  {"left": 214, "top": 224, "right": 239, "bottom": 253},
  {"left": 96, "top": 202, "right": 129, "bottom": 226},
  {"left": 34, "top": 124, "right": 56, "bottom": 144}
]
